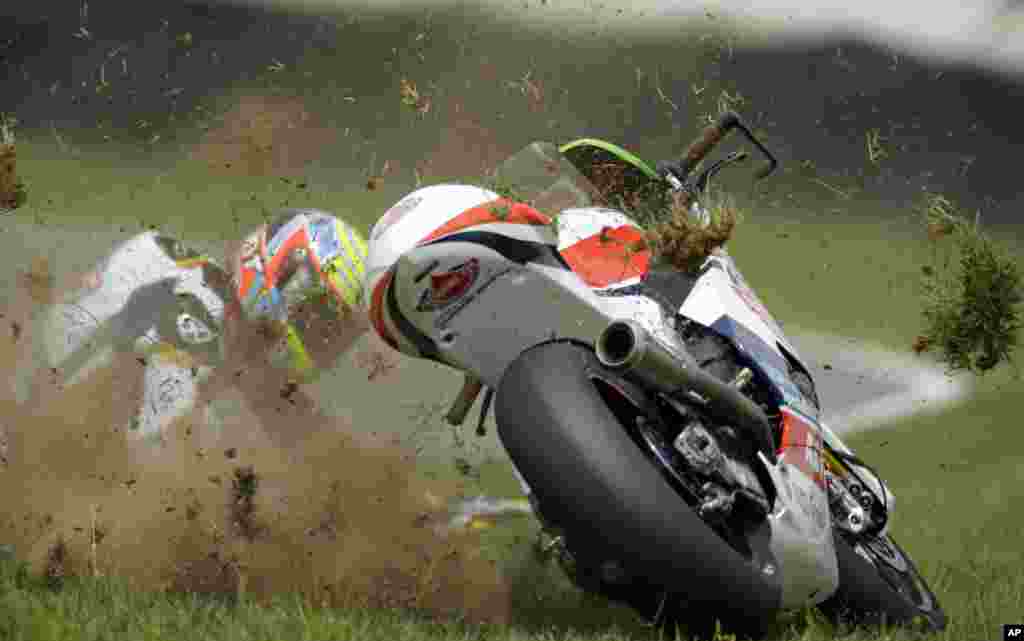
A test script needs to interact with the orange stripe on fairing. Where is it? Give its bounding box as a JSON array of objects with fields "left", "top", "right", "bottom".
[
  {"left": 370, "top": 270, "right": 398, "bottom": 350},
  {"left": 778, "top": 407, "right": 826, "bottom": 489},
  {"left": 559, "top": 226, "right": 650, "bottom": 288},
  {"left": 418, "top": 199, "right": 552, "bottom": 245}
]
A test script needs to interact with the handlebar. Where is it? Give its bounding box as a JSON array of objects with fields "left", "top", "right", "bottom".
[
  {"left": 672, "top": 110, "right": 778, "bottom": 185},
  {"left": 679, "top": 111, "right": 741, "bottom": 178}
]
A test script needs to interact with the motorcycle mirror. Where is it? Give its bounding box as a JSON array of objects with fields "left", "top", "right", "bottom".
[{"left": 732, "top": 121, "right": 778, "bottom": 180}]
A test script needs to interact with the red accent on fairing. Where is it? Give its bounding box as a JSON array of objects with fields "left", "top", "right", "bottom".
[
  {"left": 370, "top": 270, "right": 399, "bottom": 350},
  {"left": 559, "top": 225, "right": 651, "bottom": 288},
  {"left": 778, "top": 407, "right": 826, "bottom": 489},
  {"left": 418, "top": 199, "right": 552, "bottom": 245}
]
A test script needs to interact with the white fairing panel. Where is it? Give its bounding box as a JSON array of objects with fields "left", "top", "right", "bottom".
[
  {"left": 554, "top": 207, "right": 638, "bottom": 248},
  {"left": 761, "top": 453, "right": 841, "bottom": 608},
  {"left": 368, "top": 194, "right": 675, "bottom": 385},
  {"left": 680, "top": 252, "right": 801, "bottom": 361},
  {"left": 365, "top": 184, "right": 499, "bottom": 306}
]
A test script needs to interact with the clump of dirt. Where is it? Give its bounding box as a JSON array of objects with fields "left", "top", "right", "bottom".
[
  {"left": 44, "top": 535, "right": 72, "bottom": 591},
  {"left": 189, "top": 95, "right": 338, "bottom": 177},
  {"left": 229, "top": 465, "right": 263, "bottom": 542},
  {"left": 0, "top": 266, "right": 512, "bottom": 624}
]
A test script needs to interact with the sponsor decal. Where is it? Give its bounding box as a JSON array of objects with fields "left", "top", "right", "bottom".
[
  {"left": 731, "top": 282, "right": 786, "bottom": 337},
  {"left": 373, "top": 195, "right": 423, "bottom": 240},
  {"left": 779, "top": 407, "right": 826, "bottom": 490},
  {"left": 715, "top": 257, "right": 787, "bottom": 338},
  {"left": 433, "top": 266, "right": 517, "bottom": 330},
  {"left": 416, "top": 258, "right": 480, "bottom": 312}
]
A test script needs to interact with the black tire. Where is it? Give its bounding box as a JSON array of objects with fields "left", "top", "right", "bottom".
[
  {"left": 495, "top": 341, "right": 783, "bottom": 633},
  {"left": 819, "top": 533, "right": 946, "bottom": 632}
]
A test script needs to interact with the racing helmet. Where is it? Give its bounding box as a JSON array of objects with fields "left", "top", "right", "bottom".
[{"left": 235, "top": 208, "right": 369, "bottom": 383}]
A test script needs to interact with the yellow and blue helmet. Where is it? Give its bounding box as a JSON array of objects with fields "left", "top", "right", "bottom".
[{"left": 235, "top": 208, "right": 369, "bottom": 383}]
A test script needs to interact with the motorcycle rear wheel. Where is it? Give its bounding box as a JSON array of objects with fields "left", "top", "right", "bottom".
[{"left": 495, "top": 340, "right": 781, "bottom": 637}]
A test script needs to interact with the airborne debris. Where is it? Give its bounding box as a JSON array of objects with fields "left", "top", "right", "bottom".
[
  {"left": 866, "top": 129, "right": 888, "bottom": 165},
  {"left": 280, "top": 381, "right": 298, "bottom": 400},
  {"left": 399, "top": 78, "right": 431, "bottom": 114},
  {"left": 0, "top": 114, "right": 27, "bottom": 211},
  {"left": 44, "top": 535, "right": 72, "bottom": 591},
  {"left": 230, "top": 465, "right": 262, "bottom": 541},
  {"left": 917, "top": 193, "right": 1022, "bottom": 374}
]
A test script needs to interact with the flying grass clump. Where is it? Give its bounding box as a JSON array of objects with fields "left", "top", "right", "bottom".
[
  {"left": 635, "top": 190, "right": 741, "bottom": 271},
  {"left": 915, "top": 193, "right": 1022, "bottom": 375},
  {"left": 459, "top": 142, "right": 740, "bottom": 272},
  {"left": 0, "top": 113, "right": 28, "bottom": 211}
]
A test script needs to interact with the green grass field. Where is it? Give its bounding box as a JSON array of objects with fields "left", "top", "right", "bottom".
[{"left": 2, "top": 8, "right": 1023, "bottom": 638}]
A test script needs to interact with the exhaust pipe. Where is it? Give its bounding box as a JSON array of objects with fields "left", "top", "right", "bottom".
[{"left": 596, "top": 320, "right": 777, "bottom": 463}]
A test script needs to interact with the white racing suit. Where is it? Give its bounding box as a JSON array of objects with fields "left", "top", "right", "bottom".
[{"left": 42, "top": 209, "right": 368, "bottom": 442}]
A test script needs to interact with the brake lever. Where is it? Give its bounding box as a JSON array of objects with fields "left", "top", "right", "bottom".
[{"left": 692, "top": 150, "right": 749, "bottom": 194}]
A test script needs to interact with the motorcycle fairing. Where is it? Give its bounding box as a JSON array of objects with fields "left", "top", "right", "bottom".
[
  {"left": 555, "top": 207, "right": 651, "bottom": 289},
  {"left": 711, "top": 316, "right": 819, "bottom": 419},
  {"left": 366, "top": 186, "right": 631, "bottom": 380}
]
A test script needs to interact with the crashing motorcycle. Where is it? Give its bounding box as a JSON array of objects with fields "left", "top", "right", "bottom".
[{"left": 363, "top": 111, "right": 946, "bottom": 636}]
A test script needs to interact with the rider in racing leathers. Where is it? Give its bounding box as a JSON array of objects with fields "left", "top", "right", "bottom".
[{"left": 39, "top": 208, "right": 377, "bottom": 447}]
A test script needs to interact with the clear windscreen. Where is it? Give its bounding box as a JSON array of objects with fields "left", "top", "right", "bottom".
[{"left": 490, "top": 141, "right": 598, "bottom": 214}]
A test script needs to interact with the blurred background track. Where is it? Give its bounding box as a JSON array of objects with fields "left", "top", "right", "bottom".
[{"left": 3, "top": 0, "right": 1024, "bottom": 227}]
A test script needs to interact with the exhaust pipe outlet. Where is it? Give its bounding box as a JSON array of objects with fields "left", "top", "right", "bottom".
[
  {"left": 596, "top": 320, "right": 697, "bottom": 391},
  {"left": 596, "top": 320, "right": 777, "bottom": 463}
]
